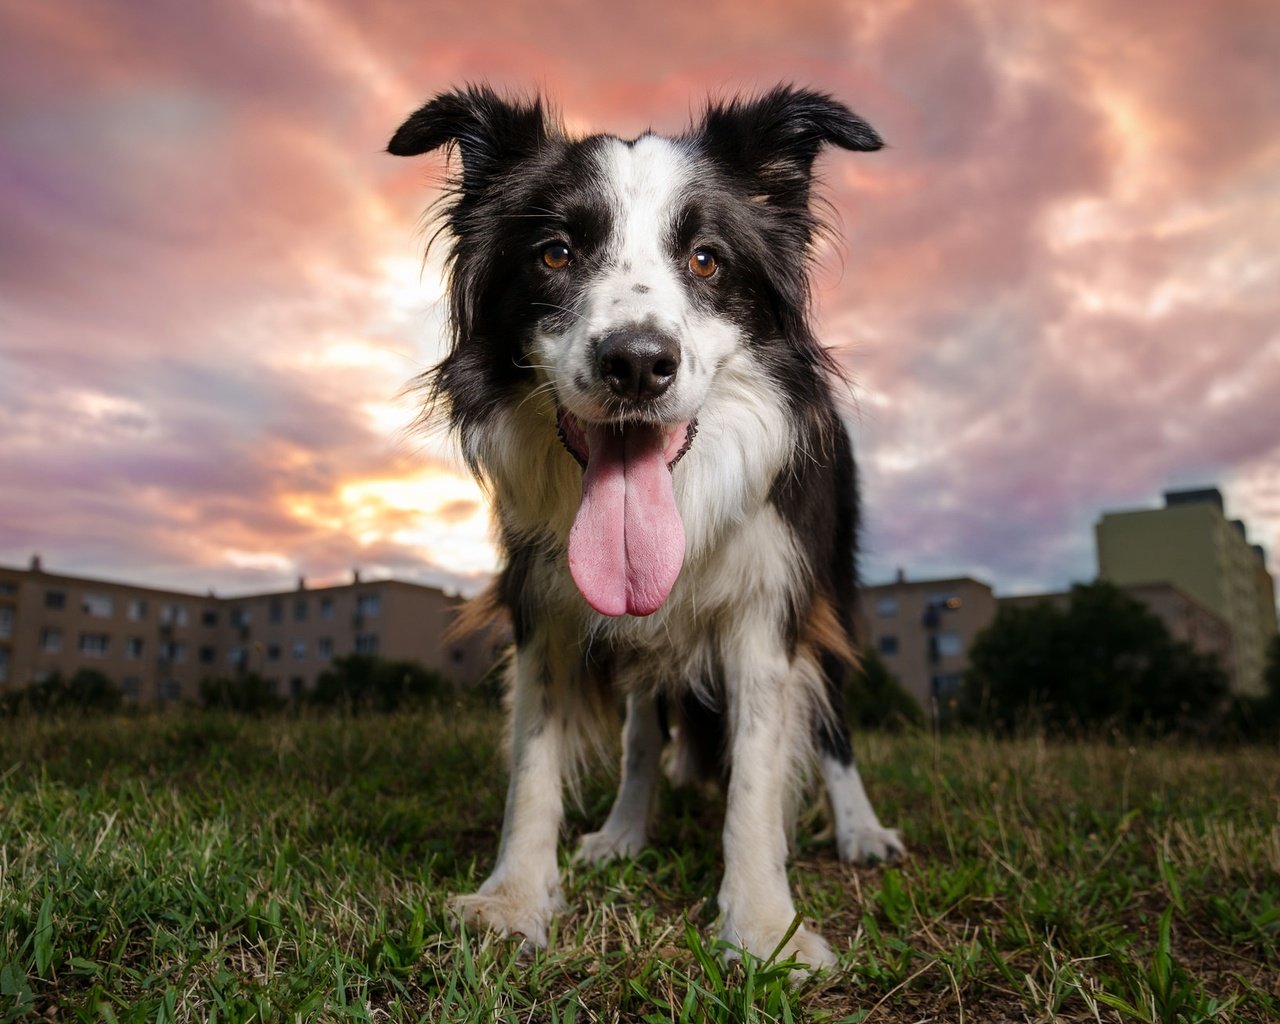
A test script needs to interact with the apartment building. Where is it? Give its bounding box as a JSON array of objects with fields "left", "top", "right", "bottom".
[
  {"left": 859, "top": 574, "right": 999, "bottom": 709},
  {"left": 0, "top": 558, "right": 501, "bottom": 702},
  {"left": 1096, "top": 488, "right": 1278, "bottom": 696}
]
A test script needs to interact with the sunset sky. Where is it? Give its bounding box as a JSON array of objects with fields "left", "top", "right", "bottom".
[{"left": 1, "top": 0, "right": 1278, "bottom": 602}]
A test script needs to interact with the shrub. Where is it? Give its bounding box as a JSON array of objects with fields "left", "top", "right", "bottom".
[
  {"left": 1, "top": 669, "right": 122, "bottom": 716},
  {"left": 308, "top": 654, "right": 449, "bottom": 712},
  {"left": 846, "top": 649, "right": 924, "bottom": 730},
  {"left": 199, "top": 673, "right": 285, "bottom": 714}
]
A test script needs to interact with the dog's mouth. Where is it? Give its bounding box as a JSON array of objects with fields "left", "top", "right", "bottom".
[{"left": 556, "top": 408, "right": 697, "bottom": 618}]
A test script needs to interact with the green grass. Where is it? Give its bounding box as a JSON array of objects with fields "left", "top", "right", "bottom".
[{"left": 1, "top": 708, "right": 1277, "bottom": 1022}]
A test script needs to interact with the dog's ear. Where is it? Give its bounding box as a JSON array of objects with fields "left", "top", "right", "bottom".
[
  {"left": 695, "top": 86, "right": 882, "bottom": 204},
  {"left": 387, "top": 85, "right": 551, "bottom": 193}
]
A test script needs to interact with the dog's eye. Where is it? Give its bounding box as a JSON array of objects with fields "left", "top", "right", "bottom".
[
  {"left": 542, "top": 243, "right": 572, "bottom": 270},
  {"left": 689, "top": 249, "right": 718, "bottom": 279}
]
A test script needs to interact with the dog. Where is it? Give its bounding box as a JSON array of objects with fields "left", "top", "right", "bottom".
[{"left": 389, "top": 84, "right": 902, "bottom": 968}]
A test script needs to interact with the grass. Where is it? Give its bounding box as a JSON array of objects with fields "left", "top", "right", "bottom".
[{"left": 1, "top": 707, "right": 1277, "bottom": 1022}]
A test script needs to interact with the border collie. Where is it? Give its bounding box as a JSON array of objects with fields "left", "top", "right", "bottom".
[{"left": 389, "top": 84, "right": 902, "bottom": 968}]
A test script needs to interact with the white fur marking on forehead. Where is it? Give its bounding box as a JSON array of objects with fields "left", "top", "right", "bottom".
[{"left": 596, "top": 136, "right": 692, "bottom": 261}]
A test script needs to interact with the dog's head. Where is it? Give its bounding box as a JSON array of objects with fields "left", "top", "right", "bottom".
[{"left": 390, "top": 85, "right": 881, "bottom": 617}]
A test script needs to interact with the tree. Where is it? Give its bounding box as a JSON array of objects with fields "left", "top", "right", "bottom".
[{"left": 960, "top": 581, "right": 1229, "bottom": 735}]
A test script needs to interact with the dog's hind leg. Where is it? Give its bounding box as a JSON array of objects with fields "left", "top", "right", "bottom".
[
  {"left": 576, "top": 691, "right": 663, "bottom": 864},
  {"left": 817, "top": 653, "right": 905, "bottom": 865},
  {"left": 452, "top": 639, "right": 568, "bottom": 948}
]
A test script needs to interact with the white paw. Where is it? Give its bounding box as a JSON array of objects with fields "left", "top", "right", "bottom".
[
  {"left": 719, "top": 916, "right": 837, "bottom": 972},
  {"left": 575, "top": 827, "right": 646, "bottom": 865},
  {"left": 451, "top": 875, "right": 562, "bottom": 948},
  {"left": 837, "top": 825, "right": 906, "bottom": 866}
]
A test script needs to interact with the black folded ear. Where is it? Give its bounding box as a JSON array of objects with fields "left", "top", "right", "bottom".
[
  {"left": 695, "top": 85, "right": 882, "bottom": 206},
  {"left": 387, "top": 85, "right": 552, "bottom": 194}
]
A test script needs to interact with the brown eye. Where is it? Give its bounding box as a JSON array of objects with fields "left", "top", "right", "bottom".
[
  {"left": 689, "top": 249, "right": 718, "bottom": 278},
  {"left": 542, "top": 243, "right": 571, "bottom": 269}
]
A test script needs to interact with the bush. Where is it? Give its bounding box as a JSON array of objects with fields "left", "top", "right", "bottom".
[
  {"left": 308, "top": 654, "right": 449, "bottom": 712},
  {"left": 959, "top": 581, "right": 1230, "bottom": 736},
  {"left": 846, "top": 649, "right": 924, "bottom": 730},
  {"left": 1, "top": 669, "right": 122, "bottom": 716},
  {"left": 200, "top": 673, "right": 285, "bottom": 714}
]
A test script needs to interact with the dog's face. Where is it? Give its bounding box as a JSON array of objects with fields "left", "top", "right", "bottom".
[{"left": 390, "top": 86, "right": 881, "bottom": 616}]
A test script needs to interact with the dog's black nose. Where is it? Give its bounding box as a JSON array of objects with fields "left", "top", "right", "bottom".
[{"left": 596, "top": 328, "right": 680, "bottom": 401}]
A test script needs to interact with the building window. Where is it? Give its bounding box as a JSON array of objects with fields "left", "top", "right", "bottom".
[
  {"left": 936, "top": 632, "right": 964, "bottom": 657},
  {"left": 269, "top": 600, "right": 283, "bottom": 624},
  {"left": 931, "top": 672, "right": 963, "bottom": 697},
  {"left": 128, "top": 599, "right": 148, "bottom": 621},
  {"left": 928, "top": 593, "right": 961, "bottom": 611},
  {"left": 877, "top": 635, "right": 899, "bottom": 656},
  {"left": 290, "top": 677, "right": 305, "bottom": 698},
  {"left": 82, "top": 594, "right": 114, "bottom": 618},
  {"left": 0, "top": 581, "right": 17, "bottom": 597},
  {"left": 294, "top": 599, "right": 308, "bottom": 622},
  {"left": 79, "top": 633, "right": 110, "bottom": 657},
  {"left": 160, "top": 603, "right": 189, "bottom": 627},
  {"left": 267, "top": 643, "right": 281, "bottom": 662},
  {"left": 230, "top": 607, "right": 251, "bottom": 628},
  {"left": 198, "top": 645, "right": 216, "bottom": 665},
  {"left": 45, "top": 589, "right": 66, "bottom": 610},
  {"left": 125, "top": 637, "right": 144, "bottom": 660},
  {"left": 320, "top": 598, "right": 334, "bottom": 621},
  {"left": 355, "top": 593, "right": 381, "bottom": 618},
  {"left": 292, "top": 640, "right": 307, "bottom": 660},
  {"left": 876, "top": 596, "right": 898, "bottom": 617},
  {"left": 227, "top": 645, "right": 247, "bottom": 669},
  {"left": 355, "top": 632, "right": 379, "bottom": 655},
  {"left": 201, "top": 608, "right": 219, "bottom": 628},
  {"left": 158, "top": 679, "right": 181, "bottom": 703},
  {"left": 122, "top": 677, "right": 141, "bottom": 701},
  {"left": 0, "top": 649, "right": 7, "bottom": 683},
  {"left": 159, "top": 641, "right": 187, "bottom": 664},
  {"left": 317, "top": 637, "right": 333, "bottom": 658},
  {"left": 0, "top": 607, "right": 12, "bottom": 641},
  {"left": 40, "top": 627, "right": 62, "bottom": 653}
]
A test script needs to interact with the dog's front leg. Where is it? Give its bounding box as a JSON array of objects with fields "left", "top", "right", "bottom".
[
  {"left": 718, "top": 644, "right": 835, "bottom": 970},
  {"left": 453, "top": 643, "right": 565, "bottom": 947}
]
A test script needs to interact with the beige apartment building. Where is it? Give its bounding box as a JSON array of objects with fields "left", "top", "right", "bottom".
[
  {"left": 859, "top": 574, "right": 999, "bottom": 710},
  {"left": 0, "top": 559, "right": 501, "bottom": 702},
  {"left": 1096, "top": 488, "right": 1278, "bottom": 696}
]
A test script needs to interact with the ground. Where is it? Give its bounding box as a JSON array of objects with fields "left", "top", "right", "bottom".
[{"left": 0, "top": 707, "right": 1277, "bottom": 1022}]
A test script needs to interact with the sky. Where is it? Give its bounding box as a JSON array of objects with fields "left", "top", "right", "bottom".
[{"left": 1, "top": 0, "right": 1278, "bottom": 601}]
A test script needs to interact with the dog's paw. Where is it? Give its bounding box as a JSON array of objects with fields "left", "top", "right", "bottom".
[
  {"left": 719, "top": 916, "right": 837, "bottom": 973},
  {"left": 575, "top": 827, "right": 646, "bottom": 865},
  {"left": 837, "top": 825, "right": 906, "bottom": 866},
  {"left": 451, "top": 877, "right": 562, "bottom": 948}
]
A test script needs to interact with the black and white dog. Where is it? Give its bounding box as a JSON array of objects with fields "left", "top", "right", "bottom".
[{"left": 389, "top": 85, "right": 902, "bottom": 968}]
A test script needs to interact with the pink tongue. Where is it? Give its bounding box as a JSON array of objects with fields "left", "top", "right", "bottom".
[{"left": 568, "top": 422, "right": 686, "bottom": 616}]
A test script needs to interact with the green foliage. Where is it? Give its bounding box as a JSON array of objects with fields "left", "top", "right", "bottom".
[
  {"left": 959, "top": 581, "right": 1230, "bottom": 735},
  {"left": 847, "top": 649, "right": 924, "bottom": 730},
  {"left": 0, "top": 668, "right": 122, "bottom": 716},
  {"left": 308, "top": 653, "right": 449, "bottom": 712},
  {"left": 199, "top": 671, "right": 285, "bottom": 714}
]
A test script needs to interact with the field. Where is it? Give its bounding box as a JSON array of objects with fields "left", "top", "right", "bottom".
[{"left": 1, "top": 707, "right": 1277, "bottom": 1023}]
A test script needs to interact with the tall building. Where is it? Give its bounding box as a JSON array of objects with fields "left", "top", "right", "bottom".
[
  {"left": 0, "top": 558, "right": 501, "bottom": 702},
  {"left": 1095, "top": 488, "right": 1278, "bottom": 696},
  {"left": 859, "top": 573, "right": 998, "bottom": 710}
]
